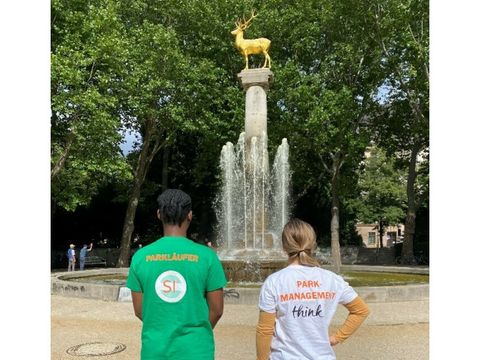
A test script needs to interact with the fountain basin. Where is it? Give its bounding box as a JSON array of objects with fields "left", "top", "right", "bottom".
[{"left": 51, "top": 265, "right": 428, "bottom": 303}]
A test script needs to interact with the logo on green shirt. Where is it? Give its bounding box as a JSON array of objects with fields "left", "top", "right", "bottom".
[{"left": 155, "top": 270, "right": 187, "bottom": 303}]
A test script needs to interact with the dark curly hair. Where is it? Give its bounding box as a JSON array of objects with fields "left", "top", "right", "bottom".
[{"left": 156, "top": 189, "right": 192, "bottom": 226}]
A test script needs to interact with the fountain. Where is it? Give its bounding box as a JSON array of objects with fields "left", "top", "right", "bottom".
[
  {"left": 51, "top": 18, "right": 429, "bottom": 305},
  {"left": 215, "top": 68, "right": 290, "bottom": 264},
  {"left": 271, "top": 138, "right": 291, "bottom": 241}
]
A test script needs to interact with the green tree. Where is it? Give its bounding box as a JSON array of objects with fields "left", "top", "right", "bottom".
[
  {"left": 259, "top": 0, "right": 385, "bottom": 272},
  {"left": 114, "top": 0, "right": 246, "bottom": 266},
  {"left": 369, "top": 0, "right": 429, "bottom": 261},
  {"left": 51, "top": 0, "right": 131, "bottom": 211},
  {"left": 113, "top": 18, "right": 189, "bottom": 267},
  {"left": 348, "top": 146, "right": 407, "bottom": 247}
]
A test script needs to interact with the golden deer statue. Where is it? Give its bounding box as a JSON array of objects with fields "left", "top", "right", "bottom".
[{"left": 231, "top": 11, "right": 271, "bottom": 70}]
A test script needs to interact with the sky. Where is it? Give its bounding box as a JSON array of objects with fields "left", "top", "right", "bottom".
[
  {"left": 120, "top": 130, "right": 140, "bottom": 156},
  {"left": 2, "top": 1, "right": 480, "bottom": 358}
]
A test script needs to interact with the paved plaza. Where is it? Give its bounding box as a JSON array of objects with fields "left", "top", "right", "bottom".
[{"left": 52, "top": 295, "right": 428, "bottom": 359}]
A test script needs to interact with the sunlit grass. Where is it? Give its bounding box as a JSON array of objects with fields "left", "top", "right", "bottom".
[
  {"left": 341, "top": 271, "right": 429, "bottom": 287},
  {"left": 228, "top": 271, "right": 428, "bottom": 288}
]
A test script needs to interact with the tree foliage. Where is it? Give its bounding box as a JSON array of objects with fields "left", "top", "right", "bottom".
[
  {"left": 369, "top": 0, "right": 429, "bottom": 259},
  {"left": 114, "top": 0, "right": 254, "bottom": 265},
  {"left": 349, "top": 147, "right": 407, "bottom": 225},
  {"left": 51, "top": 0, "right": 429, "bottom": 266},
  {"left": 51, "top": 0, "right": 132, "bottom": 211}
]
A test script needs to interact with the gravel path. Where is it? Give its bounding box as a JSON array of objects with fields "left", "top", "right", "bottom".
[{"left": 52, "top": 295, "right": 428, "bottom": 359}]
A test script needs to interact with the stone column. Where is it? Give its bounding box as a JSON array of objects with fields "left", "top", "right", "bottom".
[
  {"left": 237, "top": 68, "right": 274, "bottom": 143},
  {"left": 237, "top": 69, "right": 274, "bottom": 249}
]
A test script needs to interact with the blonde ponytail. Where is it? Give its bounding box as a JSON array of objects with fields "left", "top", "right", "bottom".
[{"left": 282, "top": 218, "right": 320, "bottom": 267}]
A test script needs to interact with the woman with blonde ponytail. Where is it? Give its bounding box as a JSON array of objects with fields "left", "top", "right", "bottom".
[{"left": 256, "top": 218, "right": 369, "bottom": 360}]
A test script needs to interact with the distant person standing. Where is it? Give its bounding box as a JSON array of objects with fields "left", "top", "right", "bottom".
[
  {"left": 79, "top": 242, "right": 93, "bottom": 270},
  {"left": 67, "top": 244, "right": 76, "bottom": 272},
  {"left": 127, "top": 189, "right": 227, "bottom": 360}
]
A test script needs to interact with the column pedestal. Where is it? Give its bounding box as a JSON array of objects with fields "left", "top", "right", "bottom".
[{"left": 238, "top": 69, "right": 274, "bottom": 144}]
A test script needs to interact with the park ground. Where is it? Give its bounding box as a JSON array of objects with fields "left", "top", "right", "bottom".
[{"left": 52, "top": 295, "right": 428, "bottom": 359}]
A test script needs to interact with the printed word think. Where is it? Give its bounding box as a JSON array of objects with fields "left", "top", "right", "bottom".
[{"left": 292, "top": 304, "right": 323, "bottom": 318}]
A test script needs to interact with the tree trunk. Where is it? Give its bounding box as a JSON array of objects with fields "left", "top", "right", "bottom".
[
  {"left": 162, "top": 147, "right": 169, "bottom": 191},
  {"left": 401, "top": 145, "right": 420, "bottom": 262},
  {"left": 379, "top": 220, "right": 384, "bottom": 248},
  {"left": 403, "top": 210, "right": 416, "bottom": 260},
  {"left": 330, "top": 175, "right": 342, "bottom": 274},
  {"left": 326, "top": 152, "right": 344, "bottom": 274},
  {"left": 330, "top": 189, "right": 341, "bottom": 274},
  {"left": 117, "top": 176, "right": 143, "bottom": 267},
  {"left": 51, "top": 199, "right": 57, "bottom": 218},
  {"left": 116, "top": 121, "right": 163, "bottom": 267}
]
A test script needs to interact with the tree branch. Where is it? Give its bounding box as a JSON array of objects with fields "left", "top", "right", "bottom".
[
  {"left": 320, "top": 155, "right": 333, "bottom": 174},
  {"left": 354, "top": 55, "right": 365, "bottom": 83},
  {"left": 332, "top": 151, "right": 345, "bottom": 181},
  {"left": 51, "top": 122, "right": 77, "bottom": 180},
  {"left": 372, "top": 8, "right": 426, "bottom": 123},
  {"left": 407, "top": 23, "right": 429, "bottom": 79},
  {"left": 87, "top": 60, "right": 97, "bottom": 83},
  {"left": 415, "top": 187, "right": 429, "bottom": 212}
]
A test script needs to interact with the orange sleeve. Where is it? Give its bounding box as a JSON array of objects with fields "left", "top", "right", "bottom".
[
  {"left": 256, "top": 311, "right": 276, "bottom": 360},
  {"left": 333, "top": 296, "right": 370, "bottom": 343}
]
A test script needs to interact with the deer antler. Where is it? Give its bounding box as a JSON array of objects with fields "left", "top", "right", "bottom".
[{"left": 240, "top": 10, "right": 258, "bottom": 30}]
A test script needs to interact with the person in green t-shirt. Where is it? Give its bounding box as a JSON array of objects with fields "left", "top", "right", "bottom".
[{"left": 127, "top": 189, "right": 227, "bottom": 360}]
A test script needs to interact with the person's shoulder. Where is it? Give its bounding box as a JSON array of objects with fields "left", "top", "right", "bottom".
[
  {"left": 264, "top": 265, "right": 290, "bottom": 283},
  {"left": 317, "top": 267, "right": 335, "bottom": 276},
  {"left": 183, "top": 238, "right": 210, "bottom": 251},
  {"left": 309, "top": 266, "right": 335, "bottom": 278},
  {"left": 190, "top": 241, "right": 219, "bottom": 259},
  {"left": 317, "top": 267, "right": 349, "bottom": 284},
  {"left": 131, "top": 241, "right": 157, "bottom": 260}
]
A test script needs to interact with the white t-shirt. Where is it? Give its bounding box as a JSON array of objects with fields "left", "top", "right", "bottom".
[{"left": 258, "top": 264, "right": 358, "bottom": 360}]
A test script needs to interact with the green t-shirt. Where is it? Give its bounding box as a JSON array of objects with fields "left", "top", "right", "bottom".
[{"left": 126, "top": 236, "right": 227, "bottom": 360}]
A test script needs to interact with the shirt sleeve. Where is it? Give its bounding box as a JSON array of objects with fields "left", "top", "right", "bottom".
[
  {"left": 206, "top": 253, "right": 227, "bottom": 292},
  {"left": 258, "top": 277, "right": 276, "bottom": 313},
  {"left": 126, "top": 257, "right": 143, "bottom": 292},
  {"left": 337, "top": 275, "right": 358, "bottom": 304},
  {"left": 334, "top": 297, "right": 370, "bottom": 343}
]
